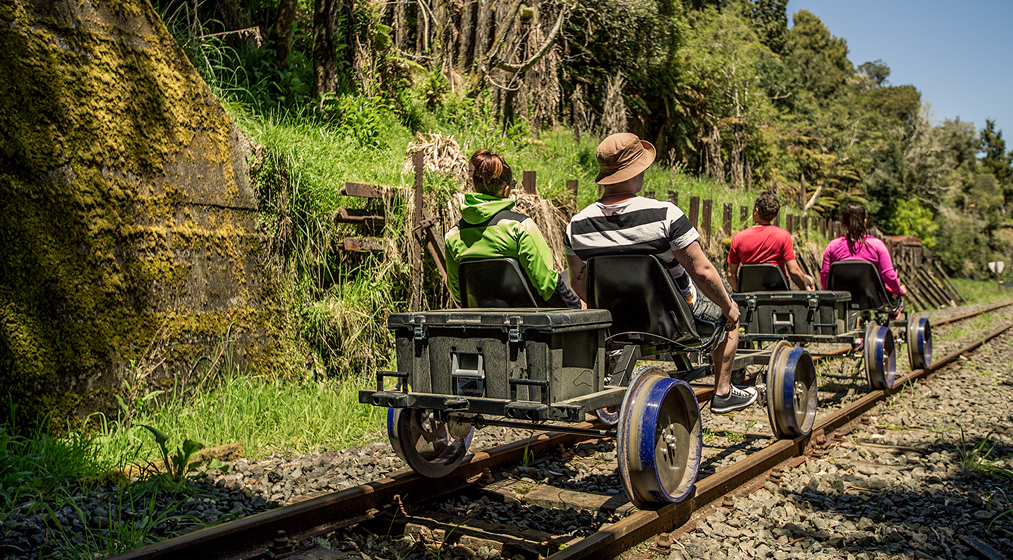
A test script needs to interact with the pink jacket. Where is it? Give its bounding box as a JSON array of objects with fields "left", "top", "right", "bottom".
[{"left": 820, "top": 235, "right": 904, "bottom": 294}]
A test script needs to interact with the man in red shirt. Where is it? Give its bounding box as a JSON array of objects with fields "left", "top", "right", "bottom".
[{"left": 727, "top": 192, "right": 813, "bottom": 292}]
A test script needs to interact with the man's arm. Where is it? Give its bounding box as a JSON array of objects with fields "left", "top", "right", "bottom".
[
  {"left": 566, "top": 253, "right": 588, "bottom": 302},
  {"left": 674, "top": 241, "right": 739, "bottom": 326},
  {"left": 726, "top": 262, "right": 739, "bottom": 292},
  {"left": 785, "top": 259, "right": 814, "bottom": 291}
]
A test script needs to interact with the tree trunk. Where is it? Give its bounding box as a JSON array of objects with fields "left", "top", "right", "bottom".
[
  {"left": 434, "top": 0, "right": 448, "bottom": 69},
  {"left": 457, "top": 0, "right": 474, "bottom": 70},
  {"left": 601, "top": 72, "right": 627, "bottom": 137},
  {"left": 394, "top": 0, "right": 408, "bottom": 52},
  {"left": 731, "top": 119, "right": 745, "bottom": 188},
  {"left": 312, "top": 0, "right": 339, "bottom": 98},
  {"left": 705, "top": 124, "right": 724, "bottom": 183},
  {"left": 474, "top": 0, "right": 492, "bottom": 73},
  {"left": 270, "top": 0, "right": 297, "bottom": 66}
]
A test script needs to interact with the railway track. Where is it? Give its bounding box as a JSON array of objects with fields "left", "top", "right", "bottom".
[{"left": 107, "top": 301, "right": 1013, "bottom": 560}]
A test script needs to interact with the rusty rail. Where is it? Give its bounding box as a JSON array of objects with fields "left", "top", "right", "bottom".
[{"left": 107, "top": 302, "right": 1013, "bottom": 560}]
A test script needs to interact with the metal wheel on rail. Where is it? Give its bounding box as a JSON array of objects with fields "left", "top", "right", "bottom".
[
  {"left": 595, "top": 406, "right": 620, "bottom": 426},
  {"left": 766, "top": 340, "right": 818, "bottom": 438},
  {"left": 863, "top": 321, "right": 896, "bottom": 390},
  {"left": 386, "top": 381, "right": 409, "bottom": 461},
  {"left": 906, "top": 316, "right": 932, "bottom": 370},
  {"left": 394, "top": 408, "right": 474, "bottom": 478},
  {"left": 617, "top": 365, "right": 702, "bottom": 508}
]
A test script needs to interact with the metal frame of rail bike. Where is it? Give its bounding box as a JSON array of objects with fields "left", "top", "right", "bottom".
[{"left": 360, "top": 255, "right": 820, "bottom": 509}]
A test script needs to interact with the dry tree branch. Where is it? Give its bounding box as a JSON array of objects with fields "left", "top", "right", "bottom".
[{"left": 489, "top": 0, "right": 578, "bottom": 74}]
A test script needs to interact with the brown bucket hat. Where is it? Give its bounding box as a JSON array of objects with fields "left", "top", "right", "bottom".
[{"left": 595, "top": 133, "right": 657, "bottom": 185}]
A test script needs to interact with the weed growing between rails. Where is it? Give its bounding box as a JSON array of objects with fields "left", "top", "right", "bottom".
[{"left": 959, "top": 431, "right": 1013, "bottom": 480}]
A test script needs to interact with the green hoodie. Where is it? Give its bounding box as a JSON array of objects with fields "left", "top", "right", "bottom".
[{"left": 444, "top": 193, "right": 559, "bottom": 302}]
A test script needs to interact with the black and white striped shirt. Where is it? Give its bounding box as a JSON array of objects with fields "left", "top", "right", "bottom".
[{"left": 564, "top": 197, "right": 700, "bottom": 303}]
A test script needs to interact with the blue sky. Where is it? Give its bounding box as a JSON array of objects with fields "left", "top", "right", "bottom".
[{"left": 786, "top": 0, "right": 1013, "bottom": 137}]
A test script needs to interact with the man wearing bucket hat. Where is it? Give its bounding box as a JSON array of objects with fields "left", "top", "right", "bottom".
[{"left": 564, "top": 132, "right": 757, "bottom": 414}]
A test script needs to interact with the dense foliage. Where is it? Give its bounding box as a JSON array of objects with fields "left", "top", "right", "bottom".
[
  {"left": 150, "top": 0, "right": 1013, "bottom": 378},
  {"left": 154, "top": 0, "right": 1012, "bottom": 278}
]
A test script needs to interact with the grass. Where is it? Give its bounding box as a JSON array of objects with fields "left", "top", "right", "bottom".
[
  {"left": 90, "top": 372, "right": 389, "bottom": 467},
  {"left": 959, "top": 432, "right": 1013, "bottom": 480},
  {"left": 949, "top": 277, "right": 1013, "bottom": 304},
  {"left": 0, "top": 422, "right": 115, "bottom": 513}
]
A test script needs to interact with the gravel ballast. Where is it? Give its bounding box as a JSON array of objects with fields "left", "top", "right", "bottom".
[{"left": 3, "top": 303, "right": 1012, "bottom": 559}]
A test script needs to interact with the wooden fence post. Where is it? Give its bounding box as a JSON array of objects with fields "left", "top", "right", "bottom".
[
  {"left": 668, "top": 190, "right": 678, "bottom": 207},
  {"left": 689, "top": 196, "right": 700, "bottom": 228},
  {"left": 701, "top": 199, "right": 712, "bottom": 238},
  {"left": 567, "top": 179, "right": 579, "bottom": 214},
  {"left": 723, "top": 203, "right": 733, "bottom": 235},
  {"left": 522, "top": 170, "right": 537, "bottom": 195}
]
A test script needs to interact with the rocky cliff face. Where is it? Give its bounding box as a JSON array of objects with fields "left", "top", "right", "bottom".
[{"left": 0, "top": 0, "right": 284, "bottom": 426}]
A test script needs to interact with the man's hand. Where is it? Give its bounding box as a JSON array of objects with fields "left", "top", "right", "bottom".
[{"left": 723, "top": 304, "right": 740, "bottom": 329}]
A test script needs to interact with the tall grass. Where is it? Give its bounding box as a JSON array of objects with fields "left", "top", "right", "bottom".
[
  {"left": 91, "top": 372, "right": 388, "bottom": 466},
  {"left": 950, "top": 277, "right": 1013, "bottom": 304},
  {"left": 0, "top": 420, "right": 114, "bottom": 512}
]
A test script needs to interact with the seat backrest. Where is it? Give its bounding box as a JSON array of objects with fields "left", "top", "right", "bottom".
[
  {"left": 586, "top": 254, "right": 699, "bottom": 341},
  {"left": 737, "top": 263, "right": 790, "bottom": 292},
  {"left": 827, "top": 260, "right": 892, "bottom": 310},
  {"left": 458, "top": 258, "right": 542, "bottom": 308}
]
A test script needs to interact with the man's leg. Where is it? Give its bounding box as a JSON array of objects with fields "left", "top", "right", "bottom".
[
  {"left": 712, "top": 326, "right": 737, "bottom": 396},
  {"left": 692, "top": 294, "right": 757, "bottom": 414}
]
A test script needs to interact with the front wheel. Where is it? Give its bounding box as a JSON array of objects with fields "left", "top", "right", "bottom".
[
  {"left": 617, "top": 366, "right": 702, "bottom": 508},
  {"left": 766, "top": 341, "right": 818, "bottom": 438}
]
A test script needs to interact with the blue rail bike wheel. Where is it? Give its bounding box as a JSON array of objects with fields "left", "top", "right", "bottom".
[
  {"left": 595, "top": 406, "right": 620, "bottom": 426},
  {"left": 906, "top": 316, "right": 932, "bottom": 371},
  {"left": 395, "top": 408, "right": 475, "bottom": 478},
  {"left": 617, "top": 366, "right": 702, "bottom": 508},
  {"left": 386, "top": 382, "right": 410, "bottom": 462},
  {"left": 766, "top": 341, "right": 818, "bottom": 438},
  {"left": 387, "top": 408, "right": 405, "bottom": 462},
  {"left": 863, "top": 322, "right": 896, "bottom": 390}
]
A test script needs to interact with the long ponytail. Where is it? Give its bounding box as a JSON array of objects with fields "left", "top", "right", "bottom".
[{"left": 840, "top": 203, "right": 867, "bottom": 244}]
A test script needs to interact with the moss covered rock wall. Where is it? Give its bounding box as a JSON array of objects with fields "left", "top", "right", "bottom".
[{"left": 0, "top": 0, "right": 284, "bottom": 426}]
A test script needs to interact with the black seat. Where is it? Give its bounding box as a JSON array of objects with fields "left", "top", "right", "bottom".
[
  {"left": 827, "top": 260, "right": 893, "bottom": 310},
  {"left": 458, "top": 258, "right": 542, "bottom": 308},
  {"left": 586, "top": 254, "right": 707, "bottom": 344},
  {"left": 737, "top": 263, "right": 790, "bottom": 292}
]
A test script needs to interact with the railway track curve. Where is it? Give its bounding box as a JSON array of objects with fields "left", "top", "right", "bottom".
[{"left": 107, "top": 300, "right": 1013, "bottom": 560}]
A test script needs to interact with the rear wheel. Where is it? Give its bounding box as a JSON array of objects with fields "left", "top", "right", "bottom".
[
  {"left": 766, "top": 341, "right": 818, "bottom": 438},
  {"left": 907, "top": 316, "right": 932, "bottom": 370},
  {"left": 395, "top": 408, "right": 474, "bottom": 478},
  {"left": 863, "top": 322, "right": 896, "bottom": 390},
  {"left": 617, "top": 366, "right": 702, "bottom": 508}
]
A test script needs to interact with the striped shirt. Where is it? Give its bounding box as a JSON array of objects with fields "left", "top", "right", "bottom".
[{"left": 564, "top": 197, "right": 700, "bottom": 303}]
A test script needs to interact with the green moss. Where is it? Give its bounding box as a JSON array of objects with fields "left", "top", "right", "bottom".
[{"left": 0, "top": 1, "right": 286, "bottom": 428}]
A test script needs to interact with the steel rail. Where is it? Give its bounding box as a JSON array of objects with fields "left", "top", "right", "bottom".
[
  {"left": 546, "top": 316, "right": 1013, "bottom": 560},
  {"left": 107, "top": 301, "right": 1013, "bottom": 560},
  {"left": 105, "top": 429, "right": 594, "bottom": 560}
]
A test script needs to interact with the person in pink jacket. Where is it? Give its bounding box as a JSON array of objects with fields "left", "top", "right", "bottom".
[{"left": 820, "top": 203, "right": 906, "bottom": 297}]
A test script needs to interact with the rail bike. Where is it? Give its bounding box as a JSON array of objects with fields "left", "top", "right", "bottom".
[
  {"left": 731, "top": 261, "right": 933, "bottom": 395},
  {"left": 360, "top": 255, "right": 820, "bottom": 508}
]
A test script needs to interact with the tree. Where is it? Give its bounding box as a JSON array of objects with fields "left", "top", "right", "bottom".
[
  {"left": 977, "top": 119, "right": 1013, "bottom": 205},
  {"left": 678, "top": 5, "right": 773, "bottom": 185},
  {"left": 857, "top": 59, "right": 890, "bottom": 88},
  {"left": 749, "top": 0, "right": 788, "bottom": 55},
  {"left": 784, "top": 10, "right": 853, "bottom": 102}
]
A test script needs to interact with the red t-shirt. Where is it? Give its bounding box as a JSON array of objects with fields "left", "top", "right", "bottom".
[{"left": 727, "top": 225, "right": 796, "bottom": 275}]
